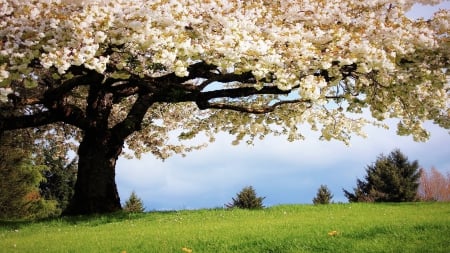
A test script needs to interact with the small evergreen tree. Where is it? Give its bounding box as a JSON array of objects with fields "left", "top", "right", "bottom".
[
  {"left": 313, "top": 185, "right": 333, "bottom": 204},
  {"left": 226, "top": 186, "right": 265, "bottom": 209},
  {"left": 343, "top": 149, "right": 421, "bottom": 202},
  {"left": 123, "top": 191, "right": 145, "bottom": 213}
]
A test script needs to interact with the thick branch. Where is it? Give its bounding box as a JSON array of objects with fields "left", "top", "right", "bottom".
[
  {"left": 132, "top": 62, "right": 218, "bottom": 92},
  {"left": 108, "top": 83, "right": 140, "bottom": 103},
  {"left": 195, "top": 85, "right": 293, "bottom": 110},
  {"left": 205, "top": 99, "right": 312, "bottom": 114},
  {"left": 197, "top": 71, "right": 257, "bottom": 91},
  {"left": 53, "top": 104, "right": 89, "bottom": 129},
  {"left": 112, "top": 93, "right": 155, "bottom": 140},
  {"left": 0, "top": 103, "right": 89, "bottom": 132},
  {"left": 0, "top": 111, "right": 58, "bottom": 132},
  {"left": 136, "top": 62, "right": 254, "bottom": 94},
  {"left": 43, "top": 70, "right": 102, "bottom": 103},
  {"left": 185, "top": 62, "right": 219, "bottom": 83}
]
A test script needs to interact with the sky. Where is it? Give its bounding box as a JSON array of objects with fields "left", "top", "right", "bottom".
[{"left": 116, "top": 2, "right": 450, "bottom": 211}]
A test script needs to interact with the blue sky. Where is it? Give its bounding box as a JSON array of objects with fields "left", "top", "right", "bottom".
[{"left": 116, "top": 2, "right": 450, "bottom": 211}]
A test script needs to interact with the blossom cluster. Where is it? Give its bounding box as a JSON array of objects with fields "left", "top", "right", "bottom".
[
  {"left": 0, "top": 0, "right": 448, "bottom": 145},
  {"left": 1, "top": 0, "right": 446, "bottom": 83}
]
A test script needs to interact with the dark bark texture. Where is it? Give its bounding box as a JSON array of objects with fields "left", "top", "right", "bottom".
[{"left": 63, "top": 130, "right": 122, "bottom": 215}]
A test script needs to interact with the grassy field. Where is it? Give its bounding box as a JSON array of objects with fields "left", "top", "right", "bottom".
[{"left": 0, "top": 202, "right": 449, "bottom": 252}]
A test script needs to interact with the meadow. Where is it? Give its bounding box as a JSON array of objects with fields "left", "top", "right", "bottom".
[{"left": 0, "top": 202, "right": 449, "bottom": 252}]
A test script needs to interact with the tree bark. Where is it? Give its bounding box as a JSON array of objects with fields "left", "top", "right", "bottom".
[{"left": 63, "top": 129, "right": 123, "bottom": 215}]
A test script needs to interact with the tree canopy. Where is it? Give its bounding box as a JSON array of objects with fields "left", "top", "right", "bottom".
[{"left": 0, "top": 0, "right": 449, "bottom": 214}]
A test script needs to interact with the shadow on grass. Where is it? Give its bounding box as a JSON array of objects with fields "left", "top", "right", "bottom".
[
  {"left": 0, "top": 219, "right": 32, "bottom": 231},
  {"left": 0, "top": 210, "right": 149, "bottom": 230}
]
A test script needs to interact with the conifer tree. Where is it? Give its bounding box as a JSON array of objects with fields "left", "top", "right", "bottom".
[
  {"left": 39, "top": 141, "right": 77, "bottom": 212},
  {"left": 313, "top": 185, "right": 333, "bottom": 204},
  {"left": 123, "top": 191, "right": 145, "bottom": 213},
  {"left": 0, "top": 130, "right": 58, "bottom": 219},
  {"left": 343, "top": 179, "right": 375, "bottom": 202},
  {"left": 344, "top": 149, "right": 421, "bottom": 202},
  {"left": 226, "top": 186, "right": 265, "bottom": 209}
]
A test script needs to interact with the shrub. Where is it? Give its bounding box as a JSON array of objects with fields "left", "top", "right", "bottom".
[{"left": 226, "top": 186, "right": 265, "bottom": 209}]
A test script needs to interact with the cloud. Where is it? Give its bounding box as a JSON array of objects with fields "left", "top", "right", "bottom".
[{"left": 116, "top": 119, "right": 449, "bottom": 210}]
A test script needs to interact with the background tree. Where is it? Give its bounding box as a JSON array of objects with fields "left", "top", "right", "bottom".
[
  {"left": 0, "top": 131, "right": 58, "bottom": 219},
  {"left": 123, "top": 191, "right": 145, "bottom": 213},
  {"left": 313, "top": 185, "right": 333, "bottom": 204},
  {"left": 226, "top": 186, "right": 265, "bottom": 209},
  {"left": 1, "top": 0, "right": 448, "bottom": 215},
  {"left": 343, "top": 178, "right": 375, "bottom": 203},
  {"left": 39, "top": 141, "right": 77, "bottom": 212},
  {"left": 417, "top": 167, "right": 450, "bottom": 202},
  {"left": 343, "top": 149, "right": 421, "bottom": 202}
]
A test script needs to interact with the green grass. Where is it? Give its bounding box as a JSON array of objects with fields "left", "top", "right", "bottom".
[{"left": 1, "top": 202, "right": 449, "bottom": 252}]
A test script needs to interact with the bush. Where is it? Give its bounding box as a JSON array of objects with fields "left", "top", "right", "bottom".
[
  {"left": 313, "top": 185, "right": 333, "bottom": 204},
  {"left": 123, "top": 191, "right": 145, "bottom": 213},
  {"left": 226, "top": 186, "right": 265, "bottom": 209}
]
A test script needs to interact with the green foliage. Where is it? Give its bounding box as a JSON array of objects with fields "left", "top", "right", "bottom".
[
  {"left": 123, "top": 191, "right": 145, "bottom": 213},
  {"left": 344, "top": 149, "right": 421, "bottom": 202},
  {"left": 226, "top": 186, "right": 265, "bottom": 209},
  {"left": 39, "top": 143, "right": 77, "bottom": 212},
  {"left": 313, "top": 185, "right": 333, "bottom": 204},
  {"left": 0, "top": 131, "right": 59, "bottom": 220},
  {"left": 0, "top": 203, "right": 449, "bottom": 252}
]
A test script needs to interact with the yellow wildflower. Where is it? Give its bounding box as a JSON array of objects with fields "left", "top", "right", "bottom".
[
  {"left": 328, "top": 230, "right": 338, "bottom": 236},
  {"left": 182, "top": 247, "right": 193, "bottom": 253}
]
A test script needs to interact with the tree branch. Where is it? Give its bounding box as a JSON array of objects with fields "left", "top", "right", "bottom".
[
  {"left": 112, "top": 93, "right": 155, "bottom": 139},
  {"left": 201, "top": 99, "right": 312, "bottom": 114},
  {"left": 194, "top": 85, "right": 294, "bottom": 109},
  {"left": 43, "top": 70, "right": 102, "bottom": 103},
  {"left": 197, "top": 71, "right": 256, "bottom": 91},
  {"left": 53, "top": 104, "right": 90, "bottom": 129},
  {"left": 0, "top": 111, "right": 58, "bottom": 132}
]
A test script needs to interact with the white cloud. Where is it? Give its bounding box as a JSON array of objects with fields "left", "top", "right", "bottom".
[{"left": 116, "top": 119, "right": 449, "bottom": 210}]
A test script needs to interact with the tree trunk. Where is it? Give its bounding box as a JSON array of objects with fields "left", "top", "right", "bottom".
[{"left": 63, "top": 130, "right": 123, "bottom": 215}]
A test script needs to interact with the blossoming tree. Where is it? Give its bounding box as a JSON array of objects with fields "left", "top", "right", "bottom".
[{"left": 0, "top": 0, "right": 449, "bottom": 214}]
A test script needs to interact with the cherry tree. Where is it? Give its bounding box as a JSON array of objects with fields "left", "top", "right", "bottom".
[{"left": 0, "top": 0, "right": 448, "bottom": 215}]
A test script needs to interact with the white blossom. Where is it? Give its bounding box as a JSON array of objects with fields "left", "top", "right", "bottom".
[{"left": 0, "top": 0, "right": 448, "bottom": 148}]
